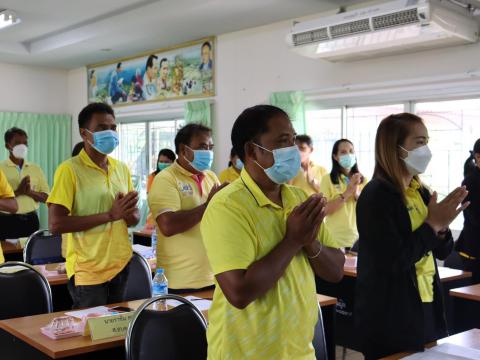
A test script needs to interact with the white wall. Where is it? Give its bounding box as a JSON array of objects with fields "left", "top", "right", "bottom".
[
  {"left": 66, "top": 12, "right": 480, "bottom": 172},
  {"left": 0, "top": 62, "right": 68, "bottom": 114},
  {"left": 67, "top": 67, "right": 88, "bottom": 145}
]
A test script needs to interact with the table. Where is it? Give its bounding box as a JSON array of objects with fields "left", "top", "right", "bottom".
[
  {"left": 450, "top": 284, "right": 480, "bottom": 333},
  {"left": 1, "top": 240, "right": 23, "bottom": 261},
  {"left": 316, "top": 265, "right": 472, "bottom": 352},
  {"left": 0, "top": 289, "right": 337, "bottom": 359},
  {"left": 381, "top": 328, "right": 480, "bottom": 359}
]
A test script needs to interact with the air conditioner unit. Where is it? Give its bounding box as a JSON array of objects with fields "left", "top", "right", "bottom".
[{"left": 287, "top": 0, "right": 479, "bottom": 61}]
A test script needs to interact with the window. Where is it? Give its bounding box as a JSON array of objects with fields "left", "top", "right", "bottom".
[
  {"left": 306, "top": 97, "right": 480, "bottom": 230},
  {"left": 112, "top": 118, "right": 184, "bottom": 228},
  {"left": 305, "top": 109, "right": 342, "bottom": 169},
  {"left": 416, "top": 99, "right": 480, "bottom": 230},
  {"left": 346, "top": 104, "right": 404, "bottom": 178}
]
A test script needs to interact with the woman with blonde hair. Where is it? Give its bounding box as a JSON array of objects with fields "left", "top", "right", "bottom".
[{"left": 355, "top": 113, "right": 468, "bottom": 359}]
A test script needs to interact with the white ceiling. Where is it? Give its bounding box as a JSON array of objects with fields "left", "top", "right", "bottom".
[{"left": 0, "top": 0, "right": 356, "bottom": 69}]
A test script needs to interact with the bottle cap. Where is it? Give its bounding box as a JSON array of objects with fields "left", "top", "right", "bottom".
[{"left": 156, "top": 268, "right": 164, "bottom": 275}]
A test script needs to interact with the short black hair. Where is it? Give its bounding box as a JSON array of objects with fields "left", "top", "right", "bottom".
[
  {"left": 145, "top": 54, "right": 158, "bottom": 70},
  {"left": 159, "top": 58, "right": 168, "bottom": 68},
  {"left": 78, "top": 102, "right": 115, "bottom": 129},
  {"left": 158, "top": 148, "right": 176, "bottom": 162},
  {"left": 116, "top": 62, "right": 122, "bottom": 69},
  {"left": 202, "top": 41, "right": 212, "bottom": 50},
  {"left": 72, "top": 142, "right": 84, "bottom": 157},
  {"left": 174, "top": 123, "right": 212, "bottom": 155},
  {"left": 5, "top": 127, "right": 27, "bottom": 144},
  {"left": 231, "top": 105, "right": 288, "bottom": 162},
  {"left": 296, "top": 135, "right": 313, "bottom": 147}
]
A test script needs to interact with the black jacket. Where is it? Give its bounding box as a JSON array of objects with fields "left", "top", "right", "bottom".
[
  {"left": 456, "top": 167, "right": 480, "bottom": 258},
  {"left": 354, "top": 178, "right": 452, "bottom": 359}
]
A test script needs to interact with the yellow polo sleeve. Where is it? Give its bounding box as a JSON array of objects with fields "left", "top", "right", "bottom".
[
  {"left": 201, "top": 201, "right": 256, "bottom": 275},
  {"left": 148, "top": 172, "right": 181, "bottom": 219},
  {"left": 0, "top": 170, "right": 14, "bottom": 198},
  {"left": 36, "top": 167, "right": 50, "bottom": 193},
  {"left": 47, "top": 163, "right": 76, "bottom": 213},
  {"left": 319, "top": 174, "right": 334, "bottom": 199}
]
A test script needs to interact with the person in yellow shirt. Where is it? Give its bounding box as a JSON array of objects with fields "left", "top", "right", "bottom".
[
  {"left": 320, "top": 139, "right": 367, "bottom": 249},
  {"left": 148, "top": 123, "right": 226, "bottom": 294},
  {"left": 201, "top": 105, "right": 344, "bottom": 359},
  {"left": 146, "top": 149, "right": 176, "bottom": 193},
  {"left": 0, "top": 127, "right": 49, "bottom": 239},
  {"left": 47, "top": 103, "right": 139, "bottom": 308},
  {"left": 290, "top": 135, "right": 328, "bottom": 196},
  {"left": 144, "top": 149, "right": 176, "bottom": 228},
  {"left": 218, "top": 147, "right": 242, "bottom": 183},
  {"left": 0, "top": 170, "right": 18, "bottom": 264}
]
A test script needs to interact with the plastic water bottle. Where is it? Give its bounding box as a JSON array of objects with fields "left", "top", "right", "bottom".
[
  {"left": 151, "top": 228, "right": 157, "bottom": 258},
  {"left": 152, "top": 268, "right": 168, "bottom": 310}
]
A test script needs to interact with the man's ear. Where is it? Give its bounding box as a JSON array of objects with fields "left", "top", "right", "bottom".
[{"left": 244, "top": 142, "right": 257, "bottom": 163}]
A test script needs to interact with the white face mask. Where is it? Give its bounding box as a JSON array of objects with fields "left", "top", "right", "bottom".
[
  {"left": 399, "top": 145, "right": 432, "bottom": 175},
  {"left": 12, "top": 144, "right": 28, "bottom": 159}
]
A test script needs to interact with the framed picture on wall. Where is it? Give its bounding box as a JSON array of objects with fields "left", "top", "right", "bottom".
[{"left": 87, "top": 37, "right": 215, "bottom": 107}]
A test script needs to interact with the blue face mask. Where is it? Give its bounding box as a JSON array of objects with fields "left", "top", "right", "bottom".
[
  {"left": 235, "top": 158, "right": 244, "bottom": 170},
  {"left": 254, "top": 144, "right": 301, "bottom": 184},
  {"left": 185, "top": 146, "right": 214, "bottom": 172},
  {"left": 87, "top": 130, "right": 119, "bottom": 155},
  {"left": 157, "top": 162, "right": 171, "bottom": 172},
  {"left": 339, "top": 154, "right": 356, "bottom": 170}
]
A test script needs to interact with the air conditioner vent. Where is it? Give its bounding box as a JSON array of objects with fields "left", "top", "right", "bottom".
[
  {"left": 292, "top": 28, "right": 329, "bottom": 46},
  {"left": 372, "top": 9, "right": 419, "bottom": 30},
  {"left": 330, "top": 19, "right": 371, "bottom": 39}
]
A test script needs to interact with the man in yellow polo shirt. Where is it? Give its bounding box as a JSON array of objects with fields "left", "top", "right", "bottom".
[
  {"left": 148, "top": 123, "right": 225, "bottom": 293},
  {"left": 201, "top": 105, "right": 345, "bottom": 359},
  {"left": 0, "top": 127, "right": 49, "bottom": 239},
  {"left": 48, "top": 103, "right": 139, "bottom": 308},
  {"left": 0, "top": 170, "right": 18, "bottom": 264},
  {"left": 290, "top": 135, "right": 328, "bottom": 196}
]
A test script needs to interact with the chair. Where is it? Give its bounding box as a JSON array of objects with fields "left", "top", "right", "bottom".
[
  {"left": 23, "top": 229, "right": 64, "bottom": 265},
  {"left": 124, "top": 251, "right": 153, "bottom": 302},
  {"left": 313, "top": 305, "right": 328, "bottom": 360},
  {"left": 125, "top": 295, "right": 208, "bottom": 360},
  {"left": 0, "top": 261, "right": 53, "bottom": 320}
]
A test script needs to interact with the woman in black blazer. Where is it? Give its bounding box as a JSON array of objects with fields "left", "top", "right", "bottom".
[
  {"left": 456, "top": 139, "right": 480, "bottom": 283},
  {"left": 355, "top": 113, "right": 469, "bottom": 359}
]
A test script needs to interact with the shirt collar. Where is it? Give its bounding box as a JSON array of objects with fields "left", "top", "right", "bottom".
[
  {"left": 79, "top": 149, "right": 117, "bottom": 172},
  {"left": 6, "top": 158, "right": 29, "bottom": 167},
  {"left": 239, "top": 168, "right": 298, "bottom": 210},
  {"left": 173, "top": 160, "right": 205, "bottom": 178}
]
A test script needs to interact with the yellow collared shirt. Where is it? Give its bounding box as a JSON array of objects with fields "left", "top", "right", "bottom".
[
  {"left": 148, "top": 161, "right": 219, "bottom": 289},
  {"left": 218, "top": 166, "right": 240, "bottom": 184},
  {"left": 405, "top": 179, "right": 436, "bottom": 303},
  {"left": 0, "top": 170, "right": 15, "bottom": 264},
  {"left": 290, "top": 161, "right": 328, "bottom": 196},
  {"left": 0, "top": 159, "right": 49, "bottom": 214},
  {"left": 47, "top": 149, "right": 133, "bottom": 285},
  {"left": 320, "top": 173, "right": 367, "bottom": 248},
  {"left": 201, "top": 168, "right": 339, "bottom": 360}
]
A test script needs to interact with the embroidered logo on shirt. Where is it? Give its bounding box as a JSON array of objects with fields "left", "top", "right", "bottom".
[{"left": 179, "top": 182, "right": 194, "bottom": 196}]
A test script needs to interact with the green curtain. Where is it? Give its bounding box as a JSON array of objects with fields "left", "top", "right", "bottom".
[
  {"left": 184, "top": 100, "right": 212, "bottom": 127},
  {"left": 269, "top": 91, "right": 306, "bottom": 134},
  {"left": 0, "top": 112, "right": 72, "bottom": 229}
]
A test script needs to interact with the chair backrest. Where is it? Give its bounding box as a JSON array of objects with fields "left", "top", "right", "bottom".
[
  {"left": 126, "top": 295, "right": 208, "bottom": 360},
  {"left": 0, "top": 261, "right": 53, "bottom": 320},
  {"left": 124, "top": 251, "right": 153, "bottom": 302},
  {"left": 23, "top": 229, "right": 64, "bottom": 265},
  {"left": 312, "top": 304, "right": 328, "bottom": 360}
]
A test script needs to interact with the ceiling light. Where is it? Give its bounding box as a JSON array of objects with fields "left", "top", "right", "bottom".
[{"left": 0, "top": 10, "right": 21, "bottom": 30}]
